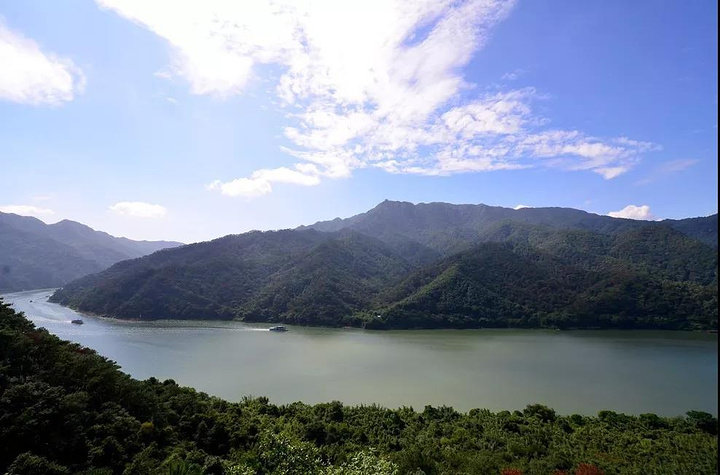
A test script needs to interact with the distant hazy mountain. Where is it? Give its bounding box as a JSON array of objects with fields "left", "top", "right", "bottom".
[
  {"left": 0, "top": 212, "right": 183, "bottom": 292},
  {"left": 51, "top": 201, "right": 717, "bottom": 330}
]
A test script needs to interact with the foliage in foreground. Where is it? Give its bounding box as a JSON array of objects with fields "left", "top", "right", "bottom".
[{"left": 0, "top": 301, "right": 717, "bottom": 474}]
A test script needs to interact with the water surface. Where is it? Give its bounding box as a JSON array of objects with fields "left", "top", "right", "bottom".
[{"left": 3, "top": 289, "right": 717, "bottom": 416}]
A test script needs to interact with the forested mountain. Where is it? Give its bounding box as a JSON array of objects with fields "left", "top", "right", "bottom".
[
  {"left": 0, "top": 212, "right": 183, "bottom": 292},
  {"left": 2, "top": 301, "right": 716, "bottom": 474},
  {"left": 50, "top": 201, "right": 718, "bottom": 330},
  {"left": 51, "top": 229, "right": 413, "bottom": 324},
  {"left": 372, "top": 237, "right": 716, "bottom": 330},
  {"left": 302, "top": 200, "right": 719, "bottom": 251}
]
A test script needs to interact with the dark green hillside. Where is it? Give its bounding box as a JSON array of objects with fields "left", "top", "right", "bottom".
[
  {"left": 370, "top": 228, "right": 717, "bottom": 330},
  {"left": 241, "top": 231, "right": 414, "bottom": 326},
  {"left": 373, "top": 243, "right": 590, "bottom": 329},
  {"left": 608, "top": 225, "right": 718, "bottom": 284},
  {"left": 50, "top": 217, "right": 718, "bottom": 330},
  {"left": 475, "top": 222, "right": 718, "bottom": 285},
  {"left": 662, "top": 213, "right": 719, "bottom": 247},
  {"left": 50, "top": 230, "right": 331, "bottom": 320},
  {"left": 1, "top": 301, "right": 717, "bottom": 474},
  {"left": 51, "top": 230, "right": 415, "bottom": 324}
]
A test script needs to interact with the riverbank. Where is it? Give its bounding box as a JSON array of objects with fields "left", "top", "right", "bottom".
[
  {"left": 1, "top": 298, "right": 717, "bottom": 474},
  {"left": 3, "top": 289, "right": 717, "bottom": 417}
]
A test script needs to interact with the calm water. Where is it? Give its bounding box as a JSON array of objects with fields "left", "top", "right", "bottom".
[{"left": 3, "top": 289, "right": 717, "bottom": 416}]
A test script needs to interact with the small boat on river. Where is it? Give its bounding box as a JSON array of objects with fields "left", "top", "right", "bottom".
[
  {"left": 269, "top": 325, "right": 287, "bottom": 332},
  {"left": 71, "top": 319, "right": 84, "bottom": 325}
]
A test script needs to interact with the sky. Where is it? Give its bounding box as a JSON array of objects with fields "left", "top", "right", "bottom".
[{"left": 0, "top": 0, "right": 717, "bottom": 243}]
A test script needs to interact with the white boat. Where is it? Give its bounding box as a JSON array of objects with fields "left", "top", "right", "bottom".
[{"left": 268, "top": 325, "right": 287, "bottom": 332}]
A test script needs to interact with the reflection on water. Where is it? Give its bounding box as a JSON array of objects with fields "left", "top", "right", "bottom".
[{"left": 2, "top": 289, "right": 717, "bottom": 416}]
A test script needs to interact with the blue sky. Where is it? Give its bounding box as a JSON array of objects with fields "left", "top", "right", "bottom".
[{"left": 0, "top": 0, "right": 717, "bottom": 243}]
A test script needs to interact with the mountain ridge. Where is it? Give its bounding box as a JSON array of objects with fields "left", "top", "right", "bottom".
[
  {"left": 301, "top": 200, "right": 718, "bottom": 250},
  {"left": 50, "top": 201, "right": 718, "bottom": 330},
  {"left": 0, "top": 212, "right": 183, "bottom": 292}
]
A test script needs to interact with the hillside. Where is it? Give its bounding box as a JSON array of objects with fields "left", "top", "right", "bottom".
[
  {"left": 0, "top": 212, "right": 182, "bottom": 292},
  {"left": 51, "top": 229, "right": 413, "bottom": 323},
  {"left": 50, "top": 202, "right": 718, "bottom": 330},
  {"left": 371, "top": 237, "right": 717, "bottom": 330}
]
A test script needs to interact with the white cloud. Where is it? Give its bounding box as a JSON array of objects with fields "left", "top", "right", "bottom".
[
  {"left": 208, "top": 166, "right": 321, "bottom": 198},
  {"left": 0, "top": 20, "right": 85, "bottom": 106},
  {"left": 0, "top": 204, "right": 55, "bottom": 218},
  {"left": 97, "top": 0, "right": 660, "bottom": 195},
  {"left": 514, "top": 204, "right": 530, "bottom": 210},
  {"left": 109, "top": 201, "right": 167, "bottom": 218},
  {"left": 607, "top": 204, "right": 655, "bottom": 220}
]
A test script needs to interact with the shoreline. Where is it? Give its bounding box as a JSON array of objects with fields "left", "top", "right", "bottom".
[{"left": 5, "top": 289, "right": 717, "bottom": 335}]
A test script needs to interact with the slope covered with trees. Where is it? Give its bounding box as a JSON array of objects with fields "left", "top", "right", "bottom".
[
  {"left": 371, "top": 239, "right": 716, "bottom": 330},
  {"left": 50, "top": 210, "right": 718, "bottom": 330},
  {"left": 303, "top": 200, "right": 718, "bottom": 252},
  {"left": 0, "top": 212, "right": 183, "bottom": 292},
  {"left": 1, "top": 301, "right": 717, "bottom": 474},
  {"left": 51, "top": 229, "right": 408, "bottom": 323}
]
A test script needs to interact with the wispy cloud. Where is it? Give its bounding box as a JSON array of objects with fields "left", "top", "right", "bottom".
[
  {"left": 0, "top": 204, "right": 55, "bottom": 218},
  {"left": 109, "top": 201, "right": 167, "bottom": 218},
  {"left": 97, "top": 0, "right": 660, "bottom": 197},
  {"left": 636, "top": 158, "right": 699, "bottom": 185},
  {"left": 0, "top": 20, "right": 85, "bottom": 106},
  {"left": 607, "top": 204, "right": 655, "bottom": 220},
  {"left": 31, "top": 193, "right": 56, "bottom": 202},
  {"left": 153, "top": 70, "right": 172, "bottom": 80},
  {"left": 501, "top": 69, "right": 525, "bottom": 81}
]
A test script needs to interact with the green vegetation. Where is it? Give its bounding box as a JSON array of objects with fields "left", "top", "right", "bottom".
[
  {"left": 1, "top": 301, "right": 717, "bottom": 474},
  {"left": 51, "top": 217, "right": 717, "bottom": 330},
  {"left": 304, "top": 200, "right": 718, "bottom": 251}
]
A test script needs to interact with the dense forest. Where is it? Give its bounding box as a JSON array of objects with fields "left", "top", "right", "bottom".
[
  {"left": 50, "top": 203, "right": 718, "bottom": 330},
  {"left": 0, "top": 300, "right": 717, "bottom": 474}
]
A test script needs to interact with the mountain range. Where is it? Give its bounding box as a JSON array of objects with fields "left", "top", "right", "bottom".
[
  {"left": 0, "top": 212, "right": 183, "bottom": 292},
  {"left": 49, "top": 201, "right": 718, "bottom": 330}
]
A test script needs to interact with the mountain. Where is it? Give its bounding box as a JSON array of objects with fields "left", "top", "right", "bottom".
[
  {"left": 302, "top": 200, "right": 718, "bottom": 252},
  {"left": 371, "top": 231, "right": 717, "bottom": 330},
  {"left": 50, "top": 229, "right": 414, "bottom": 325},
  {"left": 50, "top": 201, "right": 718, "bottom": 330},
  {"left": 0, "top": 212, "right": 183, "bottom": 292}
]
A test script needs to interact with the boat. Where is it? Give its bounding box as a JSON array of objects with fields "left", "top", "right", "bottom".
[
  {"left": 268, "top": 325, "right": 287, "bottom": 332},
  {"left": 71, "top": 319, "right": 84, "bottom": 325}
]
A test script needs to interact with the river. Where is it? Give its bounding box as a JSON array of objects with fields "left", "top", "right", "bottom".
[{"left": 2, "top": 289, "right": 717, "bottom": 416}]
